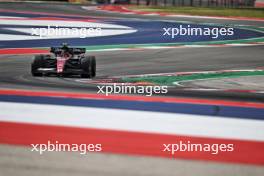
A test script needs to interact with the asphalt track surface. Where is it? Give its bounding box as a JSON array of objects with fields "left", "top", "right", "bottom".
[
  {"left": 0, "top": 2, "right": 264, "bottom": 176},
  {"left": 1, "top": 46, "right": 264, "bottom": 101}
]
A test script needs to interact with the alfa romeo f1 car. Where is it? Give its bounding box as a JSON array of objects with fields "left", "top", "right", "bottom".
[{"left": 31, "top": 44, "right": 96, "bottom": 78}]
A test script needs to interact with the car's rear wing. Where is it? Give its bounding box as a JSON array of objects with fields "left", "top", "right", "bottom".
[{"left": 50, "top": 47, "right": 86, "bottom": 55}]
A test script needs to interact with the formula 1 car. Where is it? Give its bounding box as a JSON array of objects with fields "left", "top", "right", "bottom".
[{"left": 31, "top": 43, "right": 96, "bottom": 78}]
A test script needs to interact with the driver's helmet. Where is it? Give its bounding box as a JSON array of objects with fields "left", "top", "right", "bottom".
[{"left": 61, "top": 43, "right": 70, "bottom": 53}]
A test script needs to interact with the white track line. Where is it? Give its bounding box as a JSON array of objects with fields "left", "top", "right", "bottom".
[{"left": 0, "top": 102, "right": 263, "bottom": 142}]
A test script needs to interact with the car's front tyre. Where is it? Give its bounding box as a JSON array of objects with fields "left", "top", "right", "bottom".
[{"left": 80, "top": 56, "right": 96, "bottom": 78}]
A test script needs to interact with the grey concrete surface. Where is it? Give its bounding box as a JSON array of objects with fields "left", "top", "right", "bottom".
[{"left": 0, "top": 144, "right": 263, "bottom": 176}]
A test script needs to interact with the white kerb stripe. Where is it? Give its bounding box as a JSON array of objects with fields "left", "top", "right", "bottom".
[{"left": 0, "top": 102, "right": 263, "bottom": 142}]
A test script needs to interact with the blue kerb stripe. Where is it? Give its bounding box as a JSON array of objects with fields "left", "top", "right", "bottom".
[{"left": 0, "top": 95, "right": 263, "bottom": 120}]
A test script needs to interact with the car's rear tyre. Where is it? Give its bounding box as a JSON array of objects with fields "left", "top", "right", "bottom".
[
  {"left": 31, "top": 55, "right": 45, "bottom": 76},
  {"left": 81, "top": 56, "right": 96, "bottom": 78},
  {"left": 91, "top": 56, "right": 96, "bottom": 77}
]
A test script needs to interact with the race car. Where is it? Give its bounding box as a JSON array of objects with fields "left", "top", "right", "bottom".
[{"left": 31, "top": 43, "right": 96, "bottom": 78}]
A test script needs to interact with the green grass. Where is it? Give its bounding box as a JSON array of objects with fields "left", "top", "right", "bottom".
[
  {"left": 122, "top": 71, "right": 264, "bottom": 86},
  {"left": 129, "top": 6, "right": 264, "bottom": 18}
]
